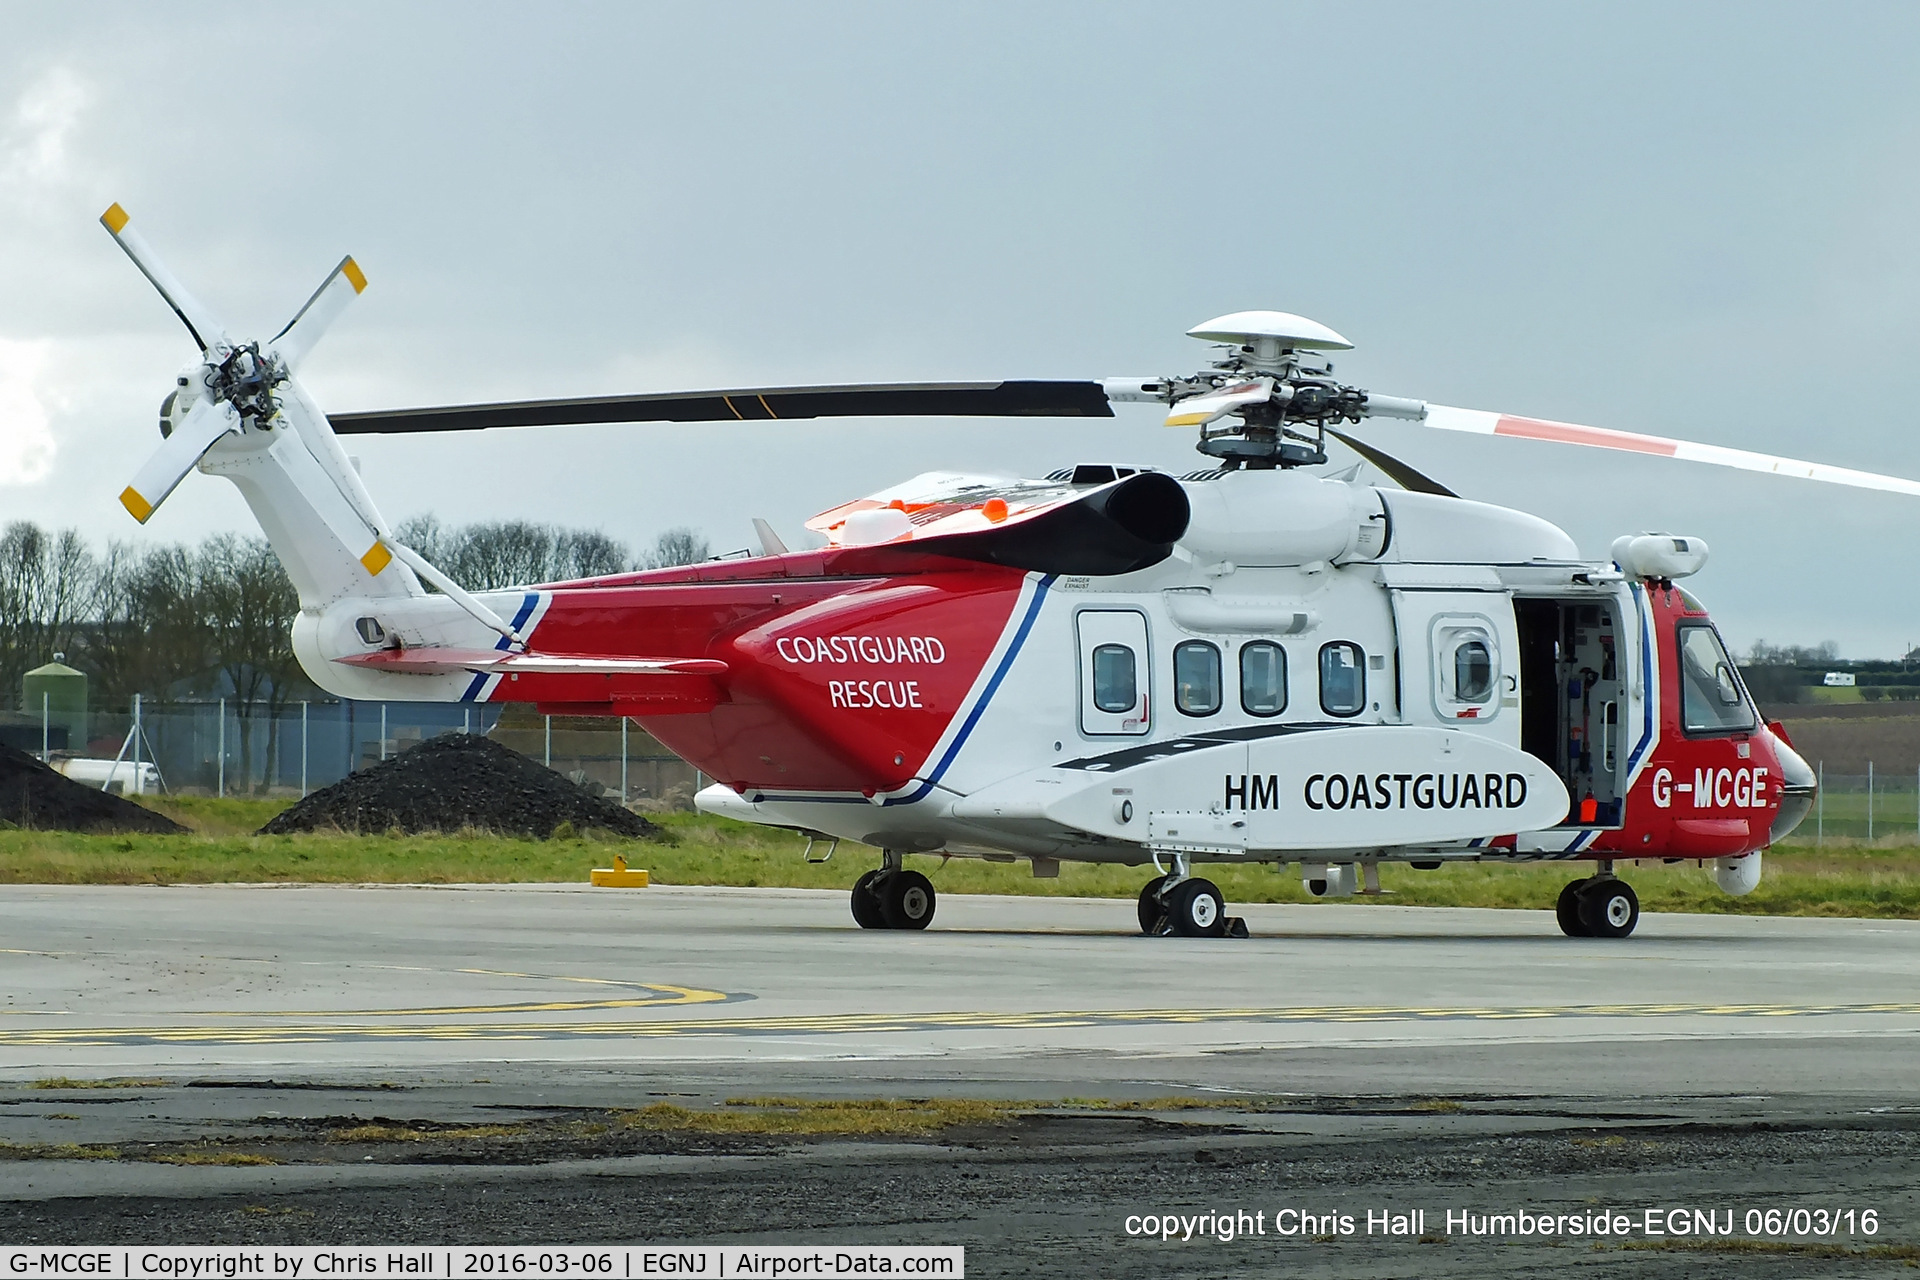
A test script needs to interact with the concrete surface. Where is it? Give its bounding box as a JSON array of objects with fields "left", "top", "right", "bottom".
[{"left": 1, "top": 884, "right": 1915, "bottom": 1275}]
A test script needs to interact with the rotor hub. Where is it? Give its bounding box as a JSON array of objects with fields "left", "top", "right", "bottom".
[{"left": 211, "top": 342, "right": 287, "bottom": 428}]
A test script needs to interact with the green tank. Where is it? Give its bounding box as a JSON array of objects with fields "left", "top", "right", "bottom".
[{"left": 21, "top": 658, "right": 86, "bottom": 754}]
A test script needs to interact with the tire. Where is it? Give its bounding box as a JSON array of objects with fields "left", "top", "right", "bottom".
[
  {"left": 1555, "top": 878, "right": 1591, "bottom": 937},
  {"left": 1166, "top": 878, "right": 1227, "bottom": 938},
  {"left": 1137, "top": 875, "right": 1171, "bottom": 935},
  {"left": 880, "top": 869, "right": 936, "bottom": 930},
  {"left": 1577, "top": 879, "right": 1639, "bottom": 939},
  {"left": 851, "top": 870, "right": 886, "bottom": 929}
]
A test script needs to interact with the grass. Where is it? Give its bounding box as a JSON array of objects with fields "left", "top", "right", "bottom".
[
  {"left": 0, "top": 1141, "right": 122, "bottom": 1160},
  {"left": 619, "top": 1098, "right": 1017, "bottom": 1136},
  {"left": 0, "top": 1139, "right": 276, "bottom": 1165},
  {"left": 29, "top": 1076, "right": 170, "bottom": 1090},
  {"left": 0, "top": 800, "right": 1916, "bottom": 919}
]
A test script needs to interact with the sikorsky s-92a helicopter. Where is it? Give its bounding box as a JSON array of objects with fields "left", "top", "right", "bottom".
[{"left": 104, "top": 204, "right": 1920, "bottom": 940}]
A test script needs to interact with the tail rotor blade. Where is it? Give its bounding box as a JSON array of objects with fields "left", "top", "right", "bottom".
[
  {"left": 118, "top": 398, "right": 239, "bottom": 523},
  {"left": 268, "top": 255, "right": 368, "bottom": 368},
  {"left": 98, "top": 204, "right": 229, "bottom": 354},
  {"left": 1422, "top": 404, "right": 1920, "bottom": 499}
]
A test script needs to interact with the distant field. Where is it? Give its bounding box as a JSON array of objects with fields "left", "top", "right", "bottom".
[{"left": 0, "top": 797, "right": 1913, "bottom": 920}]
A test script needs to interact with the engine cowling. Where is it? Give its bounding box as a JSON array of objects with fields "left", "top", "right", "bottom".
[{"left": 1179, "top": 471, "right": 1388, "bottom": 567}]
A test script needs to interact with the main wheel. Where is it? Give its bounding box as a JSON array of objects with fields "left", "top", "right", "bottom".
[
  {"left": 1555, "top": 878, "right": 1592, "bottom": 937},
  {"left": 879, "top": 869, "right": 936, "bottom": 930},
  {"left": 1577, "top": 878, "right": 1639, "bottom": 939},
  {"left": 1137, "top": 875, "right": 1172, "bottom": 935},
  {"left": 1166, "top": 878, "right": 1227, "bottom": 938},
  {"left": 851, "top": 869, "right": 886, "bottom": 929}
]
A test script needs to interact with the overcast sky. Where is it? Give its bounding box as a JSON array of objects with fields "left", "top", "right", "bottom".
[{"left": 3, "top": 2, "right": 1919, "bottom": 655}]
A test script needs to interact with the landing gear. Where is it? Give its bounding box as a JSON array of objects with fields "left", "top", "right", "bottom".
[
  {"left": 1136, "top": 858, "right": 1242, "bottom": 938},
  {"left": 1578, "top": 878, "right": 1639, "bottom": 939},
  {"left": 1165, "top": 878, "right": 1227, "bottom": 938},
  {"left": 879, "top": 869, "right": 936, "bottom": 930},
  {"left": 1555, "top": 871, "right": 1640, "bottom": 939},
  {"left": 1555, "top": 879, "right": 1589, "bottom": 937},
  {"left": 850, "top": 855, "right": 936, "bottom": 930},
  {"left": 1137, "top": 874, "right": 1171, "bottom": 935},
  {"left": 851, "top": 870, "right": 887, "bottom": 929}
]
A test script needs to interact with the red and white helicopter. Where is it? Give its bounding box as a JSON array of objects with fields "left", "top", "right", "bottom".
[{"left": 105, "top": 204, "right": 1917, "bottom": 939}]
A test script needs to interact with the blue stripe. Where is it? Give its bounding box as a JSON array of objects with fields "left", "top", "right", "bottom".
[
  {"left": 1624, "top": 582, "right": 1656, "bottom": 778},
  {"left": 885, "top": 574, "right": 1055, "bottom": 805},
  {"left": 462, "top": 592, "right": 541, "bottom": 702},
  {"left": 503, "top": 592, "right": 540, "bottom": 644},
  {"left": 745, "top": 575, "right": 1056, "bottom": 807}
]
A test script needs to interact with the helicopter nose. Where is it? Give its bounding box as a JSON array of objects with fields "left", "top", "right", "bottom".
[{"left": 1763, "top": 724, "right": 1818, "bottom": 842}]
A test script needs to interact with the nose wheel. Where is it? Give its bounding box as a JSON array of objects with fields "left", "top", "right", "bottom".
[
  {"left": 1137, "top": 867, "right": 1244, "bottom": 938},
  {"left": 851, "top": 863, "right": 936, "bottom": 930},
  {"left": 1556, "top": 875, "right": 1640, "bottom": 939}
]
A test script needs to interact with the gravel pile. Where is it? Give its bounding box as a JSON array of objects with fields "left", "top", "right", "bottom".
[
  {"left": 258, "top": 734, "right": 659, "bottom": 839},
  {"left": 0, "top": 743, "right": 185, "bottom": 833}
]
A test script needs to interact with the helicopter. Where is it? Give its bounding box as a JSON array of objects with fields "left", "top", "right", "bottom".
[{"left": 105, "top": 202, "right": 1920, "bottom": 941}]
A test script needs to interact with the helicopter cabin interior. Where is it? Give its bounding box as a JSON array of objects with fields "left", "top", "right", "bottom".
[{"left": 1515, "top": 597, "right": 1627, "bottom": 827}]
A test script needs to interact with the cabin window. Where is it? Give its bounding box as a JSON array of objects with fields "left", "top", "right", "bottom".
[
  {"left": 1319, "top": 641, "right": 1366, "bottom": 717},
  {"left": 1677, "top": 624, "right": 1755, "bottom": 733},
  {"left": 1454, "top": 640, "right": 1494, "bottom": 703},
  {"left": 1091, "top": 644, "right": 1138, "bottom": 713},
  {"left": 1173, "top": 641, "right": 1222, "bottom": 716},
  {"left": 1240, "top": 641, "right": 1287, "bottom": 716}
]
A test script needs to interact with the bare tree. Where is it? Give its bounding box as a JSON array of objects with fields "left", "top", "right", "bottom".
[
  {"left": 197, "top": 535, "right": 305, "bottom": 792},
  {"left": 0, "top": 522, "right": 99, "bottom": 704},
  {"left": 554, "top": 529, "right": 629, "bottom": 580},
  {"left": 394, "top": 515, "right": 636, "bottom": 589},
  {"left": 642, "top": 527, "right": 711, "bottom": 569},
  {"left": 87, "top": 541, "right": 210, "bottom": 707}
]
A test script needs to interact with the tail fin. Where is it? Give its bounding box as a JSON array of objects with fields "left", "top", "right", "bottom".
[
  {"left": 104, "top": 203, "right": 539, "bottom": 660},
  {"left": 194, "top": 378, "right": 425, "bottom": 608}
]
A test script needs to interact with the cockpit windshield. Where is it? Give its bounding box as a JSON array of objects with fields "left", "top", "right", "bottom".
[{"left": 1677, "top": 624, "right": 1755, "bottom": 733}]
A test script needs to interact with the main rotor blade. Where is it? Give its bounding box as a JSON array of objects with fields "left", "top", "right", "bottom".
[
  {"left": 268, "top": 255, "right": 368, "bottom": 368},
  {"left": 328, "top": 381, "right": 1114, "bottom": 434},
  {"left": 1327, "top": 428, "right": 1458, "bottom": 498},
  {"left": 1424, "top": 405, "right": 1920, "bottom": 499},
  {"left": 99, "top": 204, "right": 229, "bottom": 354},
  {"left": 118, "top": 398, "right": 239, "bottom": 523}
]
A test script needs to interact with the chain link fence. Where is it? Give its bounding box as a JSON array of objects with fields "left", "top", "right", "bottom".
[
  {"left": 1804, "top": 766, "right": 1920, "bottom": 842},
  {"left": 8, "top": 698, "right": 699, "bottom": 807}
]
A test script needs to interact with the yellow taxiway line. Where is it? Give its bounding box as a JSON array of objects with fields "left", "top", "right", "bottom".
[{"left": 1, "top": 1001, "right": 1918, "bottom": 1047}]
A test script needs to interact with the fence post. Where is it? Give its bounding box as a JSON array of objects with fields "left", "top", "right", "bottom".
[
  {"left": 131, "top": 694, "right": 142, "bottom": 787},
  {"left": 380, "top": 703, "right": 388, "bottom": 761},
  {"left": 620, "top": 716, "right": 629, "bottom": 804},
  {"left": 301, "top": 701, "right": 309, "bottom": 797},
  {"left": 464, "top": 707, "right": 472, "bottom": 736},
  {"left": 1868, "top": 760, "right": 1874, "bottom": 842},
  {"left": 1817, "top": 760, "right": 1824, "bottom": 844},
  {"left": 218, "top": 697, "right": 226, "bottom": 798},
  {"left": 545, "top": 715, "right": 552, "bottom": 768},
  {"left": 40, "top": 692, "right": 48, "bottom": 761}
]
